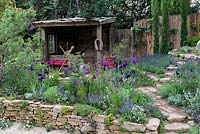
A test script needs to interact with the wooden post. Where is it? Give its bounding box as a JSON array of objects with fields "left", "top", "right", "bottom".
[
  {"left": 96, "top": 25, "right": 103, "bottom": 69},
  {"left": 41, "top": 28, "right": 47, "bottom": 60},
  {"left": 109, "top": 25, "right": 113, "bottom": 55}
]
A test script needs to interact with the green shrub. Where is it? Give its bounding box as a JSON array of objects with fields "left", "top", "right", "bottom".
[
  {"left": 74, "top": 104, "right": 102, "bottom": 117},
  {"left": 167, "top": 94, "right": 186, "bottom": 106},
  {"left": 186, "top": 36, "right": 200, "bottom": 47},
  {"left": 123, "top": 108, "right": 147, "bottom": 124},
  {"left": 104, "top": 114, "right": 115, "bottom": 127},
  {"left": 159, "top": 83, "right": 177, "bottom": 98},
  {"left": 43, "top": 86, "right": 58, "bottom": 103},
  {"left": 189, "top": 125, "right": 200, "bottom": 134}
]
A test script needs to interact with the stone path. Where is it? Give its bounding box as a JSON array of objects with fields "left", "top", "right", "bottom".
[{"left": 137, "top": 59, "right": 195, "bottom": 133}]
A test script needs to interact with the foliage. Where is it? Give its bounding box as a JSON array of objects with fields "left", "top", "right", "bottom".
[
  {"left": 104, "top": 114, "right": 115, "bottom": 127},
  {"left": 20, "top": 120, "right": 35, "bottom": 130},
  {"left": 0, "top": 0, "right": 15, "bottom": 18},
  {"left": 43, "top": 86, "right": 58, "bottom": 103},
  {"left": 151, "top": 0, "right": 160, "bottom": 53},
  {"left": 189, "top": 125, "right": 200, "bottom": 134},
  {"left": 145, "top": 104, "right": 166, "bottom": 119},
  {"left": 0, "top": 118, "right": 13, "bottom": 130},
  {"left": 0, "top": 8, "right": 41, "bottom": 95},
  {"left": 160, "top": 0, "right": 169, "bottom": 54},
  {"left": 137, "top": 54, "right": 174, "bottom": 74},
  {"left": 180, "top": 0, "right": 189, "bottom": 47},
  {"left": 186, "top": 36, "right": 200, "bottom": 47},
  {"left": 74, "top": 104, "right": 102, "bottom": 117},
  {"left": 167, "top": 94, "right": 186, "bottom": 106},
  {"left": 122, "top": 107, "right": 147, "bottom": 124}
]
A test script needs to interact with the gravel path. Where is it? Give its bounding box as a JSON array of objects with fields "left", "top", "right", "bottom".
[{"left": 0, "top": 122, "right": 70, "bottom": 134}]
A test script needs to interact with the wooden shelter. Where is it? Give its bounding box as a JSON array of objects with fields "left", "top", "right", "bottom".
[{"left": 34, "top": 17, "right": 116, "bottom": 65}]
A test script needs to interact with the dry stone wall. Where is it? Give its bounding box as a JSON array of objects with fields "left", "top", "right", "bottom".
[{"left": 0, "top": 99, "right": 160, "bottom": 134}]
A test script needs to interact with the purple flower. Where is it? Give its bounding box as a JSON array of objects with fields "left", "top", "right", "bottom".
[
  {"left": 41, "top": 61, "right": 45, "bottom": 65},
  {"left": 28, "top": 65, "right": 33, "bottom": 71},
  {"left": 125, "top": 73, "right": 131, "bottom": 79},
  {"left": 119, "top": 77, "right": 123, "bottom": 82},
  {"left": 73, "top": 80, "right": 78, "bottom": 85},
  {"left": 102, "top": 59, "right": 109, "bottom": 66},
  {"left": 93, "top": 72, "right": 99, "bottom": 79},
  {"left": 111, "top": 78, "right": 115, "bottom": 83},
  {"left": 38, "top": 72, "right": 43, "bottom": 76},
  {"left": 38, "top": 75, "right": 45, "bottom": 82},
  {"left": 114, "top": 84, "right": 120, "bottom": 88},
  {"left": 44, "top": 69, "right": 49, "bottom": 74},
  {"left": 116, "top": 98, "right": 134, "bottom": 114},
  {"left": 130, "top": 56, "right": 139, "bottom": 63}
]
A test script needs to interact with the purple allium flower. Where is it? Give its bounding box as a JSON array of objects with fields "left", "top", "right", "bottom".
[
  {"left": 73, "top": 80, "right": 78, "bottom": 85},
  {"left": 114, "top": 84, "right": 120, "bottom": 88}
]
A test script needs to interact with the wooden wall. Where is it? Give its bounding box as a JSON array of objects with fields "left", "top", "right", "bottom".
[{"left": 135, "top": 13, "right": 200, "bottom": 55}]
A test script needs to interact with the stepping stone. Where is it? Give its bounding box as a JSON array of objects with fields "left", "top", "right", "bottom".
[
  {"left": 159, "top": 107, "right": 173, "bottom": 113},
  {"left": 145, "top": 118, "right": 160, "bottom": 131},
  {"left": 147, "top": 74, "right": 159, "bottom": 81},
  {"left": 188, "top": 120, "right": 195, "bottom": 126},
  {"left": 165, "top": 72, "right": 174, "bottom": 76},
  {"left": 165, "top": 123, "right": 190, "bottom": 131},
  {"left": 167, "top": 113, "right": 186, "bottom": 122},
  {"left": 166, "top": 66, "right": 177, "bottom": 71},
  {"left": 165, "top": 132, "right": 177, "bottom": 134},
  {"left": 160, "top": 77, "right": 171, "bottom": 83},
  {"left": 156, "top": 84, "right": 161, "bottom": 89}
]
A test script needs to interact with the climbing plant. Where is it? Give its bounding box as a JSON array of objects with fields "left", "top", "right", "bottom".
[{"left": 151, "top": 0, "right": 160, "bottom": 53}]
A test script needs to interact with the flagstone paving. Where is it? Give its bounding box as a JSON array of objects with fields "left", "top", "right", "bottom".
[{"left": 137, "top": 58, "right": 195, "bottom": 133}]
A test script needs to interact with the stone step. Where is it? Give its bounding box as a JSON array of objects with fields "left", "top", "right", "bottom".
[
  {"left": 164, "top": 72, "right": 174, "bottom": 76},
  {"left": 166, "top": 66, "right": 177, "bottom": 71},
  {"left": 167, "top": 113, "right": 187, "bottom": 122},
  {"left": 165, "top": 123, "right": 190, "bottom": 131},
  {"left": 160, "top": 77, "right": 171, "bottom": 83}
]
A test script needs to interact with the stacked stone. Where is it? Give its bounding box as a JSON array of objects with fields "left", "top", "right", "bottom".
[{"left": 0, "top": 99, "right": 161, "bottom": 133}]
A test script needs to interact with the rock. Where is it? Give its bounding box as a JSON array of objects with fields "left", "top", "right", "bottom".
[
  {"left": 40, "top": 104, "right": 54, "bottom": 109},
  {"left": 57, "top": 117, "right": 67, "bottom": 123},
  {"left": 53, "top": 105, "right": 62, "bottom": 113},
  {"left": 165, "top": 72, "right": 174, "bottom": 76},
  {"left": 109, "top": 125, "right": 119, "bottom": 131},
  {"left": 68, "top": 118, "right": 81, "bottom": 126},
  {"left": 165, "top": 123, "right": 190, "bottom": 131},
  {"left": 160, "top": 77, "right": 171, "bottom": 83},
  {"left": 145, "top": 131, "right": 158, "bottom": 134},
  {"left": 188, "top": 120, "right": 195, "bottom": 126},
  {"left": 81, "top": 123, "right": 95, "bottom": 133},
  {"left": 92, "top": 115, "right": 106, "bottom": 123},
  {"left": 166, "top": 66, "right": 177, "bottom": 71},
  {"left": 167, "top": 113, "right": 186, "bottom": 122},
  {"left": 122, "top": 121, "right": 146, "bottom": 132},
  {"left": 145, "top": 118, "right": 160, "bottom": 131}
]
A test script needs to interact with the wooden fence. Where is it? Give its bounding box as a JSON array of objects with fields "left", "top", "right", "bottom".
[{"left": 135, "top": 13, "right": 200, "bottom": 55}]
